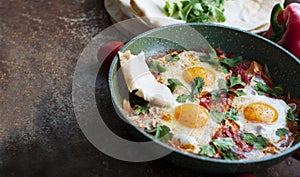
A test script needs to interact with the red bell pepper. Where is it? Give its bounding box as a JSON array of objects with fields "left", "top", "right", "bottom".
[{"left": 265, "top": 3, "right": 300, "bottom": 59}]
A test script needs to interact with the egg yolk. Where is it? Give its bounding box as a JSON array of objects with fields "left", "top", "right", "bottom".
[
  {"left": 174, "top": 104, "right": 209, "bottom": 128},
  {"left": 183, "top": 67, "right": 216, "bottom": 86},
  {"left": 243, "top": 102, "right": 278, "bottom": 124}
]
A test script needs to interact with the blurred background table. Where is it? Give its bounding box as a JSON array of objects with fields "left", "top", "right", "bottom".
[{"left": 0, "top": 1, "right": 299, "bottom": 177}]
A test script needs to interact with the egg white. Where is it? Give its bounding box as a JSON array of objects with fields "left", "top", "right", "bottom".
[
  {"left": 159, "top": 50, "right": 228, "bottom": 94},
  {"left": 156, "top": 104, "right": 220, "bottom": 153},
  {"left": 233, "top": 95, "right": 291, "bottom": 143}
]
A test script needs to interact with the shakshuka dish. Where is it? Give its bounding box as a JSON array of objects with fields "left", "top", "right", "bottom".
[{"left": 118, "top": 48, "right": 300, "bottom": 160}]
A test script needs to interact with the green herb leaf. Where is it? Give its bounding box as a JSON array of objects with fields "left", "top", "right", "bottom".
[
  {"left": 145, "top": 124, "right": 173, "bottom": 143},
  {"left": 212, "top": 137, "right": 235, "bottom": 151},
  {"left": 225, "top": 109, "right": 239, "bottom": 121},
  {"left": 219, "top": 56, "right": 243, "bottom": 67},
  {"left": 269, "top": 86, "right": 284, "bottom": 97},
  {"left": 176, "top": 94, "right": 192, "bottom": 103},
  {"left": 165, "top": 54, "right": 180, "bottom": 62},
  {"left": 241, "top": 133, "right": 269, "bottom": 150},
  {"left": 200, "top": 48, "right": 219, "bottom": 65},
  {"left": 218, "top": 79, "right": 228, "bottom": 90},
  {"left": 229, "top": 75, "right": 246, "bottom": 88},
  {"left": 133, "top": 103, "right": 151, "bottom": 115},
  {"left": 228, "top": 90, "right": 246, "bottom": 97},
  {"left": 191, "top": 77, "right": 204, "bottom": 95},
  {"left": 255, "top": 82, "right": 269, "bottom": 94},
  {"left": 218, "top": 64, "right": 229, "bottom": 74},
  {"left": 176, "top": 77, "right": 203, "bottom": 103},
  {"left": 199, "top": 145, "right": 216, "bottom": 157},
  {"left": 210, "top": 110, "right": 225, "bottom": 123},
  {"left": 287, "top": 109, "right": 299, "bottom": 121},
  {"left": 223, "top": 150, "right": 238, "bottom": 160},
  {"left": 149, "top": 60, "right": 167, "bottom": 74},
  {"left": 210, "top": 90, "right": 221, "bottom": 101},
  {"left": 276, "top": 128, "right": 289, "bottom": 137},
  {"left": 167, "top": 78, "right": 184, "bottom": 92},
  {"left": 255, "top": 82, "right": 283, "bottom": 98}
]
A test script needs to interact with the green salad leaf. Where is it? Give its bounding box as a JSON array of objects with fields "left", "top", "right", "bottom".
[{"left": 164, "top": 0, "right": 226, "bottom": 23}]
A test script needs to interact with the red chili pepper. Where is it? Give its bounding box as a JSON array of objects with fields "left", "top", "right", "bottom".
[{"left": 265, "top": 3, "right": 300, "bottom": 59}]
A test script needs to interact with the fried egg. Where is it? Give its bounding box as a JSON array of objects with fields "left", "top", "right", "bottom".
[
  {"left": 233, "top": 95, "right": 291, "bottom": 143},
  {"left": 159, "top": 50, "right": 228, "bottom": 94},
  {"left": 156, "top": 103, "right": 219, "bottom": 153},
  {"left": 120, "top": 49, "right": 297, "bottom": 160}
]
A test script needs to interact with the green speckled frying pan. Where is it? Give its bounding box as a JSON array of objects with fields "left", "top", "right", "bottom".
[{"left": 109, "top": 23, "right": 300, "bottom": 174}]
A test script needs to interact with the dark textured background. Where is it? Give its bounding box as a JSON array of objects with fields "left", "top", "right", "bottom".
[{"left": 0, "top": 0, "right": 299, "bottom": 176}]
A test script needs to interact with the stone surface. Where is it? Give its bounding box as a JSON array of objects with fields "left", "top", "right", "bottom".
[{"left": 0, "top": 0, "right": 299, "bottom": 177}]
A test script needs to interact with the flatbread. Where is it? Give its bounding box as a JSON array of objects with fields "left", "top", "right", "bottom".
[
  {"left": 125, "top": 0, "right": 284, "bottom": 33},
  {"left": 119, "top": 50, "right": 176, "bottom": 107}
]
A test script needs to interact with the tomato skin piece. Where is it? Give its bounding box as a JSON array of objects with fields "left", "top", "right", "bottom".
[{"left": 97, "top": 41, "right": 124, "bottom": 69}]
